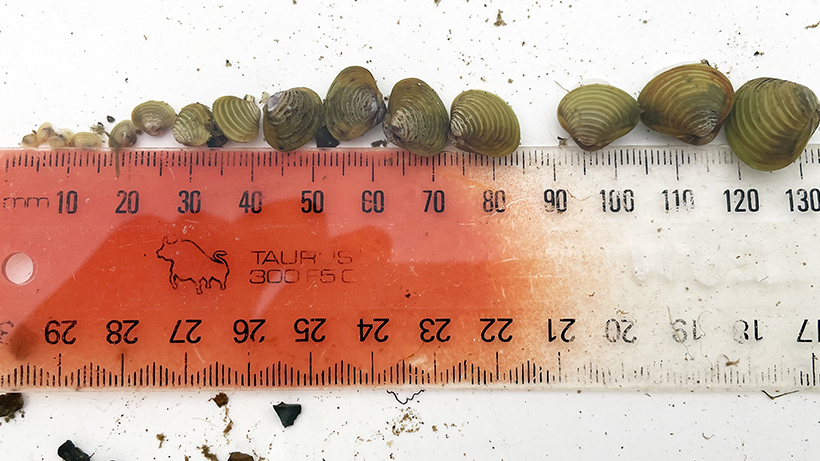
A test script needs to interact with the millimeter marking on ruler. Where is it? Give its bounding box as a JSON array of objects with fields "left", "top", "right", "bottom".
[{"left": 2, "top": 146, "right": 820, "bottom": 390}]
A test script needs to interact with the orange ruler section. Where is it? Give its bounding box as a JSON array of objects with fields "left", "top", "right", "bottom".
[{"left": 2, "top": 147, "right": 820, "bottom": 390}]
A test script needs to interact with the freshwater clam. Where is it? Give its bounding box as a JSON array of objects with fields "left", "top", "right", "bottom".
[
  {"left": 35, "top": 122, "right": 55, "bottom": 144},
  {"left": 450, "top": 89, "right": 520, "bottom": 157},
  {"left": 557, "top": 84, "right": 640, "bottom": 151},
  {"left": 20, "top": 131, "right": 38, "bottom": 147},
  {"left": 383, "top": 78, "right": 449, "bottom": 157},
  {"left": 108, "top": 120, "right": 139, "bottom": 148},
  {"left": 47, "top": 129, "right": 74, "bottom": 148},
  {"left": 725, "top": 78, "right": 820, "bottom": 171},
  {"left": 131, "top": 100, "right": 176, "bottom": 136},
  {"left": 173, "top": 103, "right": 225, "bottom": 147},
  {"left": 263, "top": 87, "right": 324, "bottom": 151},
  {"left": 69, "top": 131, "right": 103, "bottom": 149},
  {"left": 324, "top": 66, "right": 386, "bottom": 141},
  {"left": 213, "top": 95, "right": 261, "bottom": 143},
  {"left": 638, "top": 62, "right": 734, "bottom": 145}
]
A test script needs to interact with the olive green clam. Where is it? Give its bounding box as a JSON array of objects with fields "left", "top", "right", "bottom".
[
  {"left": 131, "top": 100, "right": 176, "bottom": 136},
  {"left": 173, "top": 103, "right": 222, "bottom": 147},
  {"left": 383, "top": 78, "right": 449, "bottom": 157},
  {"left": 557, "top": 84, "right": 640, "bottom": 151},
  {"left": 450, "top": 89, "right": 520, "bottom": 157},
  {"left": 108, "top": 121, "right": 138, "bottom": 148},
  {"left": 725, "top": 78, "right": 820, "bottom": 171},
  {"left": 638, "top": 62, "right": 734, "bottom": 145},
  {"left": 213, "top": 95, "right": 261, "bottom": 143},
  {"left": 69, "top": 131, "right": 103, "bottom": 149},
  {"left": 263, "top": 87, "right": 324, "bottom": 151},
  {"left": 324, "top": 66, "right": 386, "bottom": 141}
]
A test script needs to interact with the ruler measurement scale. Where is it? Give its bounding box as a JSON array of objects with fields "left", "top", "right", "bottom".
[{"left": 2, "top": 147, "right": 820, "bottom": 390}]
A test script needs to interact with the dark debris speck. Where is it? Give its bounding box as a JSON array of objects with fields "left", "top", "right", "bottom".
[
  {"left": 273, "top": 402, "right": 302, "bottom": 427},
  {"left": 57, "top": 440, "right": 90, "bottom": 461}
]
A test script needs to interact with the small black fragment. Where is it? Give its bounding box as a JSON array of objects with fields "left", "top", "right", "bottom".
[
  {"left": 106, "top": 115, "right": 115, "bottom": 123},
  {"left": 207, "top": 134, "right": 229, "bottom": 147},
  {"left": 228, "top": 452, "right": 255, "bottom": 461},
  {"left": 57, "top": 440, "right": 90, "bottom": 461},
  {"left": 0, "top": 392, "right": 24, "bottom": 418},
  {"left": 212, "top": 392, "right": 229, "bottom": 407},
  {"left": 273, "top": 402, "right": 302, "bottom": 427},
  {"left": 371, "top": 140, "right": 388, "bottom": 148},
  {"left": 314, "top": 126, "right": 340, "bottom": 148}
]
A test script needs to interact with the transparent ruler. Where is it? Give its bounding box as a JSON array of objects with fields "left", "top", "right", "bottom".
[{"left": 1, "top": 145, "right": 819, "bottom": 390}]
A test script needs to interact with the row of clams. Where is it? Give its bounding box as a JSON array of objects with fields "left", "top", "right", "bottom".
[
  {"left": 21, "top": 66, "right": 521, "bottom": 159},
  {"left": 557, "top": 61, "right": 820, "bottom": 171}
]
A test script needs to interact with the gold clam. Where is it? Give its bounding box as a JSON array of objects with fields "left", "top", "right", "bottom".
[
  {"left": 108, "top": 120, "right": 139, "bottom": 148},
  {"left": 132, "top": 100, "right": 176, "bottom": 136},
  {"left": 213, "top": 95, "right": 261, "bottom": 143},
  {"left": 383, "top": 78, "right": 449, "bottom": 157},
  {"left": 263, "top": 87, "right": 324, "bottom": 151},
  {"left": 173, "top": 103, "right": 225, "bottom": 147},
  {"left": 725, "top": 78, "right": 820, "bottom": 171},
  {"left": 638, "top": 62, "right": 734, "bottom": 145},
  {"left": 324, "top": 66, "right": 386, "bottom": 141},
  {"left": 450, "top": 89, "right": 520, "bottom": 157},
  {"left": 557, "top": 84, "right": 640, "bottom": 151},
  {"left": 69, "top": 131, "right": 102, "bottom": 149}
]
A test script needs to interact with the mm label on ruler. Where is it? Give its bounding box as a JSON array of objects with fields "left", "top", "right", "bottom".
[{"left": 1, "top": 146, "right": 820, "bottom": 390}]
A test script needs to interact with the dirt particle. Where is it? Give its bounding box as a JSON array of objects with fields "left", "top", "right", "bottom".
[
  {"left": 494, "top": 10, "right": 506, "bottom": 26},
  {"left": 371, "top": 140, "right": 388, "bottom": 147},
  {"left": 106, "top": 115, "right": 115, "bottom": 123},
  {"left": 390, "top": 408, "right": 422, "bottom": 436},
  {"left": 156, "top": 433, "right": 166, "bottom": 448},
  {"left": 806, "top": 20, "right": 820, "bottom": 29},
  {"left": 0, "top": 392, "right": 23, "bottom": 419},
  {"left": 754, "top": 51, "right": 765, "bottom": 56},
  {"left": 57, "top": 440, "right": 90, "bottom": 461},
  {"left": 508, "top": 78, "right": 513, "bottom": 83},
  {"left": 557, "top": 136, "right": 567, "bottom": 146},
  {"left": 212, "top": 392, "right": 229, "bottom": 407},
  {"left": 273, "top": 402, "right": 302, "bottom": 427},
  {"left": 228, "top": 452, "right": 254, "bottom": 461},
  {"left": 199, "top": 445, "right": 219, "bottom": 461},
  {"left": 223, "top": 419, "right": 234, "bottom": 434},
  {"left": 225, "top": 59, "right": 232, "bottom": 67}
]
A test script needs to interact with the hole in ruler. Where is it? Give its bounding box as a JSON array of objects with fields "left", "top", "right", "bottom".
[{"left": 3, "top": 252, "right": 34, "bottom": 285}]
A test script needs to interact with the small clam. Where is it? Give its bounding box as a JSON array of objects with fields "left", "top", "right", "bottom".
[
  {"left": 131, "top": 100, "right": 176, "bottom": 136},
  {"left": 173, "top": 103, "right": 224, "bottom": 147},
  {"left": 108, "top": 120, "right": 139, "bottom": 148},
  {"left": 638, "top": 62, "right": 734, "bottom": 145},
  {"left": 48, "top": 129, "right": 74, "bottom": 148},
  {"left": 69, "top": 131, "right": 103, "bottom": 149},
  {"left": 557, "top": 84, "right": 640, "bottom": 151},
  {"left": 263, "top": 87, "right": 324, "bottom": 151},
  {"left": 324, "top": 66, "right": 386, "bottom": 141},
  {"left": 212, "top": 95, "right": 261, "bottom": 143},
  {"left": 725, "top": 78, "right": 820, "bottom": 171},
  {"left": 20, "top": 131, "right": 38, "bottom": 147},
  {"left": 383, "top": 78, "right": 449, "bottom": 157},
  {"left": 35, "top": 122, "right": 55, "bottom": 144},
  {"left": 450, "top": 89, "right": 520, "bottom": 157}
]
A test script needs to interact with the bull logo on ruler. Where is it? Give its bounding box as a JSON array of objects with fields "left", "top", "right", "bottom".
[{"left": 156, "top": 237, "right": 229, "bottom": 294}]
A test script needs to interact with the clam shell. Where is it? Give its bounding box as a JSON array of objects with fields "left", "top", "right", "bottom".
[
  {"left": 132, "top": 100, "right": 176, "bottom": 136},
  {"left": 324, "top": 66, "right": 386, "bottom": 141},
  {"left": 383, "top": 78, "right": 449, "bottom": 157},
  {"left": 263, "top": 87, "right": 324, "bottom": 151},
  {"left": 557, "top": 84, "right": 640, "bottom": 151},
  {"left": 108, "top": 121, "right": 138, "bottom": 148},
  {"left": 450, "top": 89, "right": 520, "bottom": 157},
  {"left": 173, "top": 103, "right": 219, "bottom": 147},
  {"left": 725, "top": 78, "right": 820, "bottom": 171},
  {"left": 20, "top": 132, "right": 38, "bottom": 147},
  {"left": 69, "top": 131, "right": 103, "bottom": 149},
  {"left": 213, "top": 95, "right": 261, "bottom": 143},
  {"left": 638, "top": 63, "right": 734, "bottom": 145},
  {"left": 48, "top": 129, "right": 74, "bottom": 148},
  {"left": 35, "top": 122, "right": 55, "bottom": 144}
]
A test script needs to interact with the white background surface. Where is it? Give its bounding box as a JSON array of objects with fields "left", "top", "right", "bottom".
[{"left": 1, "top": 0, "right": 820, "bottom": 459}]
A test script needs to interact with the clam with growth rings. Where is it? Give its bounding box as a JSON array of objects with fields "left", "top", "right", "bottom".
[
  {"left": 324, "top": 66, "right": 386, "bottom": 142},
  {"left": 450, "top": 89, "right": 520, "bottom": 157},
  {"left": 557, "top": 84, "right": 640, "bottom": 151},
  {"left": 383, "top": 78, "right": 449, "bottom": 157},
  {"left": 213, "top": 95, "right": 261, "bottom": 143},
  {"left": 132, "top": 101, "right": 176, "bottom": 136},
  {"left": 263, "top": 87, "right": 324, "bottom": 152},
  {"left": 638, "top": 62, "right": 734, "bottom": 145}
]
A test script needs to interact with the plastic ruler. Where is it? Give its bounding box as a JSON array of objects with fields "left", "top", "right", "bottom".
[{"left": 1, "top": 145, "right": 820, "bottom": 390}]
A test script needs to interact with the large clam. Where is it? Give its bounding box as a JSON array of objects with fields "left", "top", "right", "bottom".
[
  {"left": 557, "top": 84, "right": 640, "bottom": 151},
  {"left": 725, "top": 78, "right": 820, "bottom": 171},
  {"left": 324, "top": 66, "right": 386, "bottom": 142},
  {"left": 383, "top": 78, "right": 449, "bottom": 157},
  {"left": 450, "top": 89, "right": 520, "bottom": 157},
  {"left": 263, "top": 87, "right": 324, "bottom": 151},
  {"left": 638, "top": 62, "right": 734, "bottom": 145}
]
